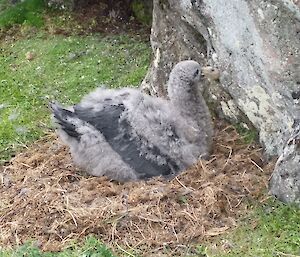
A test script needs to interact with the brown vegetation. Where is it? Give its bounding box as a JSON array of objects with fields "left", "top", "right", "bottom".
[{"left": 0, "top": 121, "right": 274, "bottom": 256}]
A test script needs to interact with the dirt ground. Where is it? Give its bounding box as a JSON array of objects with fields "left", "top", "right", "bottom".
[
  {"left": 0, "top": 121, "right": 275, "bottom": 256},
  {"left": 44, "top": 2, "right": 151, "bottom": 39}
]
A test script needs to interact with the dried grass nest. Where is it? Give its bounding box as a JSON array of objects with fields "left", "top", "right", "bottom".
[{"left": 0, "top": 121, "right": 275, "bottom": 256}]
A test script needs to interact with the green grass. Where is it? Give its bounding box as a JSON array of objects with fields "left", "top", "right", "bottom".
[
  {"left": 0, "top": 0, "right": 46, "bottom": 28},
  {"left": 0, "top": 32, "right": 151, "bottom": 162},
  {"left": 203, "top": 199, "right": 300, "bottom": 257},
  {"left": 0, "top": 236, "right": 116, "bottom": 257},
  {"left": 234, "top": 123, "right": 257, "bottom": 144}
]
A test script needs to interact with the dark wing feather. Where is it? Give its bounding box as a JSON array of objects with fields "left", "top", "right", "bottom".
[
  {"left": 50, "top": 103, "right": 81, "bottom": 140},
  {"left": 74, "top": 103, "right": 180, "bottom": 179}
]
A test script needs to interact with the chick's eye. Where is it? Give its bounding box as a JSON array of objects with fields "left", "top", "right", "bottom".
[{"left": 193, "top": 69, "right": 199, "bottom": 78}]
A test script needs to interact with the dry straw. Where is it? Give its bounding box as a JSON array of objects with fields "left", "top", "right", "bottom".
[{"left": 0, "top": 121, "right": 274, "bottom": 256}]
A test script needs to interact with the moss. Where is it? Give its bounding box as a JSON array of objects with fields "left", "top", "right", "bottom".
[
  {"left": 235, "top": 123, "right": 258, "bottom": 144},
  {"left": 131, "top": 0, "right": 152, "bottom": 25}
]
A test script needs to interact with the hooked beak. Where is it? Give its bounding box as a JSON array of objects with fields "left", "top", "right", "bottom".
[{"left": 201, "top": 66, "right": 220, "bottom": 81}]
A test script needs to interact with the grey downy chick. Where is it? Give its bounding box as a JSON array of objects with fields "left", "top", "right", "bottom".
[{"left": 50, "top": 60, "right": 213, "bottom": 181}]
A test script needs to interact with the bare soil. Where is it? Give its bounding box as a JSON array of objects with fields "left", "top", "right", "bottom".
[
  {"left": 45, "top": 2, "right": 150, "bottom": 38},
  {"left": 0, "top": 121, "right": 275, "bottom": 256}
]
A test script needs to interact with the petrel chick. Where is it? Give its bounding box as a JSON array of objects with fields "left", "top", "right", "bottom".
[{"left": 50, "top": 60, "right": 213, "bottom": 181}]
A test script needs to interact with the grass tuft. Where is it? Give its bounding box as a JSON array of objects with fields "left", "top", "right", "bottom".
[
  {"left": 0, "top": 236, "right": 116, "bottom": 256},
  {"left": 234, "top": 123, "right": 257, "bottom": 144},
  {"left": 206, "top": 198, "right": 300, "bottom": 257}
]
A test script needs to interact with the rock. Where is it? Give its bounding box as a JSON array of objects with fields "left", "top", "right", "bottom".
[
  {"left": 143, "top": 0, "right": 300, "bottom": 156},
  {"left": 270, "top": 125, "right": 300, "bottom": 206},
  {"left": 142, "top": 0, "right": 300, "bottom": 204}
]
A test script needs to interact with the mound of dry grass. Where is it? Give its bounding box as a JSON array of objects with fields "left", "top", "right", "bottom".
[{"left": 0, "top": 122, "right": 274, "bottom": 256}]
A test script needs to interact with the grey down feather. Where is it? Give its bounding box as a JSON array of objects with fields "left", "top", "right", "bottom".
[{"left": 50, "top": 60, "right": 213, "bottom": 181}]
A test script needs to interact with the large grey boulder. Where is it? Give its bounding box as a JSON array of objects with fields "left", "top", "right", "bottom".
[{"left": 142, "top": 0, "right": 300, "bottom": 205}]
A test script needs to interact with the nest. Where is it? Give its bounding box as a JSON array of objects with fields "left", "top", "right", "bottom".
[{"left": 0, "top": 121, "right": 274, "bottom": 256}]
